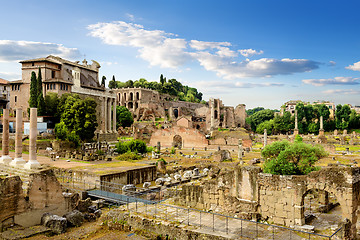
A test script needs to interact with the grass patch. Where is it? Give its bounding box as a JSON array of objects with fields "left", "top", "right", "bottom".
[{"left": 334, "top": 145, "right": 360, "bottom": 151}]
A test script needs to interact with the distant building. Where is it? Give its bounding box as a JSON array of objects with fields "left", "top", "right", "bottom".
[
  {"left": 113, "top": 87, "right": 247, "bottom": 132},
  {"left": 0, "top": 78, "right": 10, "bottom": 110},
  {"left": 282, "top": 100, "right": 336, "bottom": 119}
]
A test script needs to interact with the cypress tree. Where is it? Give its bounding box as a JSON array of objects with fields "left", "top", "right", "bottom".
[
  {"left": 37, "top": 93, "right": 46, "bottom": 116},
  {"left": 37, "top": 68, "right": 42, "bottom": 97},
  {"left": 29, "top": 71, "right": 38, "bottom": 107},
  {"left": 101, "top": 76, "right": 106, "bottom": 87}
]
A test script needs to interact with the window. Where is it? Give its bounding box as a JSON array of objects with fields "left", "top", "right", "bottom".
[
  {"left": 66, "top": 85, "right": 68, "bottom": 91},
  {"left": 15, "top": 96, "right": 17, "bottom": 102},
  {"left": 4, "top": 86, "right": 6, "bottom": 90},
  {"left": 52, "top": 71, "right": 55, "bottom": 78},
  {"left": 53, "top": 84, "right": 56, "bottom": 90},
  {"left": 47, "top": 84, "right": 49, "bottom": 90},
  {"left": 32, "top": 63, "right": 34, "bottom": 66},
  {"left": 50, "top": 84, "right": 52, "bottom": 90}
]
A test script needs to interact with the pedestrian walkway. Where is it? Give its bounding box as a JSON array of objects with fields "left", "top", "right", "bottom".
[{"left": 121, "top": 200, "right": 340, "bottom": 240}]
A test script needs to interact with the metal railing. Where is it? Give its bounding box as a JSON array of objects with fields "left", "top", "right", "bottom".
[{"left": 57, "top": 175, "right": 344, "bottom": 239}]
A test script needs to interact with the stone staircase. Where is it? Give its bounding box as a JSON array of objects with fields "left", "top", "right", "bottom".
[{"left": 0, "top": 164, "right": 40, "bottom": 192}]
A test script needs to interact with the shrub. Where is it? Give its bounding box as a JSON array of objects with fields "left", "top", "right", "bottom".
[
  {"left": 115, "top": 139, "right": 147, "bottom": 154},
  {"left": 156, "top": 158, "right": 167, "bottom": 166},
  {"left": 117, "top": 152, "right": 142, "bottom": 161},
  {"left": 262, "top": 140, "right": 327, "bottom": 175},
  {"left": 170, "top": 147, "right": 176, "bottom": 154}
]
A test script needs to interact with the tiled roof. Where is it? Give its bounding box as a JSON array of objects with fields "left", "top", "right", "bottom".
[{"left": 0, "top": 78, "right": 9, "bottom": 85}]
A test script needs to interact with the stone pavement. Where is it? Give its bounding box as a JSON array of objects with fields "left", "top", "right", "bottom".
[{"left": 122, "top": 201, "right": 336, "bottom": 240}]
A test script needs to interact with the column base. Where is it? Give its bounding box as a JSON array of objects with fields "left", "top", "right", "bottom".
[
  {"left": 9, "top": 158, "right": 26, "bottom": 167},
  {"left": 294, "top": 129, "right": 299, "bottom": 136},
  {"left": 0, "top": 155, "right": 12, "bottom": 165},
  {"left": 24, "top": 160, "right": 41, "bottom": 169}
]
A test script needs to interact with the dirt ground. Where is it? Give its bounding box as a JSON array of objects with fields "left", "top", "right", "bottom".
[{"left": 25, "top": 220, "right": 148, "bottom": 240}]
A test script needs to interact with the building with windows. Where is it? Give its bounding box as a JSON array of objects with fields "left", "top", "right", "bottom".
[
  {"left": 0, "top": 78, "right": 10, "bottom": 110},
  {"left": 9, "top": 55, "right": 117, "bottom": 140}
]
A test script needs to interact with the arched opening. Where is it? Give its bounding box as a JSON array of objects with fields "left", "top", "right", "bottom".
[
  {"left": 173, "top": 135, "right": 182, "bottom": 149},
  {"left": 301, "top": 189, "right": 341, "bottom": 231},
  {"left": 136, "top": 92, "right": 140, "bottom": 100},
  {"left": 173, "top": 109, "right": 179, "bottom": 118},
  {"left": 124, "top": 103, "right": 127, "bottom": 108},
  {"left": 196, "top": 124, "right": 200, "bottom": 129},
  {"left": 135, "top": 102, "right": 138, "bottom": 110},
  {"left": 130, "top": 92, "right": 133, "bottom": 101},
  {"left": 124, "top": 93, "right": 127, "bottom": 101},
  {"left": 128, "top": 102, "right": 133, "bottom": 109},
  {"left": 214, "top": 110, "right": 218, "bottom": 119},
  {"left": 118, "top": 93, "right": 121, "bottom": 102}
]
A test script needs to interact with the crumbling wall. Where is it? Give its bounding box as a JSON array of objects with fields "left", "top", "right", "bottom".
[
  {"left": 0, "top": 169, "right": 75, "bottom": 229},
  {"left": 149, "top": 126, "right": 208, "bottom": 148}
]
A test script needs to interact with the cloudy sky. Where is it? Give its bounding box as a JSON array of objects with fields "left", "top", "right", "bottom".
[{"left": 1, "top": 0, "right": 360, "bottom": 109}]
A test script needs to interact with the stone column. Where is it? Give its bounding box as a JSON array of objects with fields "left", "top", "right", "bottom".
[
  {"left": 263, "top": 129, "right": 267, "bottom": 147},
  {"left": 100, "top": 97, "right": 105, "bottom": 133},
  {"left": 0, "top": 109, "right": 12, "bottom": 164},
  {"left": 24, "top": 108, "right": 41, "bottom": 169},
  {"left": 102, "top": 97, "right": 107, "bottom": 133},
  {"left": 157, "top": 141, "right": 161, "bottom": 152},
  {"left": 238, "top": 139, "right": 243, "bottom": 160},
  {"left": 294, "top": 110, "right": 299, "bottom": 135},
  {"left": 210, "top": 98, "right": 215, "bottom": 129},
  {"left": 108, "top": 98, "right": 112, "bottom": 133},
  {"left": 319, "top": 115, "right": 324, "bottom": 136},
  {"left": 10, "top": 108, "right": 26, "bottom": 167},
  {"left": 112, "top": 98, "right": 116, "bottom": 133}
]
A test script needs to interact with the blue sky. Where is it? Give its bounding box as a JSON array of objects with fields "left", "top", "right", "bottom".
[{"left": 1, "top": 0, "right": 360, "bottom": 109}]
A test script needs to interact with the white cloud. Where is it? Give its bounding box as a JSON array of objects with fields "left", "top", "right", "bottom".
[
  {"left": 194, "top": 80, "right": 284, "bottom": 89},
  {"left": 302, "top": 77, "right": 360, "bottom": 86},
  {"left": 346, "top": 61, "right": 360, "bottom": 71},
  {"left": 0, "top": 40, "right": 81, "bottom": 62},
  {"left": 323, "top": 89, "right": 360, "bottom": 95},
  {"left": 239, "top": 48, "right": 264, "bottom": 57},
  {"left": 194, "top": 52, "right": 319, "bottom": 79},
  {"left": 126, "top": 13, "right": 135, "bottom": 21},
  {"left": 88, "top": 21, "right": 320, "bottom": 78},
  {"left": 329, "top": 61, "right": 336, "bottom": 66},
  {"left": 0, "top": 71, "right": 21, "bottom": 80}
]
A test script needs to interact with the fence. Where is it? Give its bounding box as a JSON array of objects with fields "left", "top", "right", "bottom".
[{"left": 57, "top": 175, "right": 344, "bottom": 240}]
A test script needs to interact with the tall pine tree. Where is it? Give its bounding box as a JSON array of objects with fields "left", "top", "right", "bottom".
[{"left": 29, "top": 71, "right": 38, "bottom": 108}]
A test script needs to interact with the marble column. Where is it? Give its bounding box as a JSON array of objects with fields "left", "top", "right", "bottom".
[
  {"left": 10, "top": 108, "right": 26, "bottom": 167},
  {"left": 0, "top": 109, "right": 12, "bottom": 164},
  {"left": 104, "top": 97, "right": 108, "bottom": 133},
  {"left": 24, "top": 108, "right": 41, "bottom": 169},
  {"left": 112, "top": 98, "right": 117, "bottom": 133},
  {"left": 238, "top": 139, "right": 243, "bottom": 160},
  {"left": 294, "top": 110, "right": 299, "bottom": 135},
  {"left": 210, "top": 98, "right": 215, "bottom": 129},
  {"left": 263, "top": 129, "right": 268, "bottom": 147},
  {"left": 319, "top": 115, "right": 324, "bottom": 136},
  {"left": 107, "top": 98, "right": 112, "bottom": 133}
]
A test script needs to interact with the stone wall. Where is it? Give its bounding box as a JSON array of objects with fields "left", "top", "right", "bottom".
[
  {"left": 149, "top": 126, "right": 208, "bottom": 149},
  {"left": 176, "top": 165, "right": 360, "bottom": 239},
  {"left": 0, "top": 169, "right": 75, "bottom": 230},
  {"left": 100, "top": 165, "right": 156, "bottom": 186}
]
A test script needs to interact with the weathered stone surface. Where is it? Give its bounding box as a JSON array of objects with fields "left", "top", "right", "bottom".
[
  {"left": 63, "top": 210, "right": 84, "bottom": 227},
  {"left": 213, "top": 150, "right": 231, "bottom": 162},
  {"left": 41, "top": 213, "right": 67, "bottom": 234},
  {"left": 76, "top": 198, "right": 92, "bottom": 212}
]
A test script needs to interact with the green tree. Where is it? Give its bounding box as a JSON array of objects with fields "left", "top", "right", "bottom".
[
  {"left": 101, "top": 76, "right": 106, "bottom": 87},
  {"left": 256, "top": 119, "right": 274, "bottom": 134},
  {"left": 37, "top": 68, "right": 42, "bottom": 97},
  {"left": 29, "top": 71, "right": 38, "bottom": 108},
  {"left": 262, "top": 141, "right": 327, "bottom": 175},
  {"left": 273, "top": 111, "right": 293, "bottom": 134},
  {"left": 116, "top": 106, "right": 134, "bottom": 128},
  {"left": 37, "top": 92, "right": 46, "bottom": 116},
  {"left": 160, "top": 74, "right": 166, "bottom": 85},
  {"left": 108, "top": 75, "right": 116, "bottom": 89},
  {"left": 44, "top": 93, "right": 59, "bottom": 118},
  {"left": 55, "top": 94, "right": 98, "bottom": 141},
  {"left": 115, "top": 139, "right": 147, "bottom": 154},
  {"left": 248, "top": 109, "right": 274, "bottom": 131},
  {"left": 246, "top": 107, "right": 265, "bottom": 116}
]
